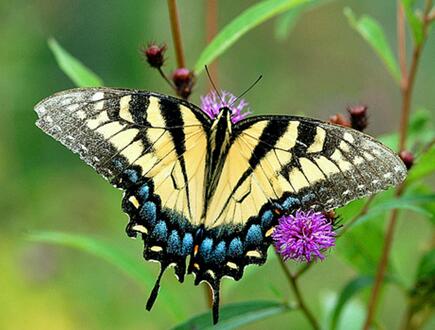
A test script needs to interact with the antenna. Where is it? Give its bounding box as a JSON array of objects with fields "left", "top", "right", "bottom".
[
  {"left": 229, "top": 75, "right": 263, "bottom": 107},
  {"left": 205, "top": 65, "right": 224, "bottom": 104}
]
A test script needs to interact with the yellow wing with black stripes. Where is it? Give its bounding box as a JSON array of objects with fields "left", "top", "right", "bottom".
[
  {"left": 35, "top": 88, "right": 210, "bottom": 225},
  {"left": 204, "top": 115, "right": 407, "bottom": 228}
]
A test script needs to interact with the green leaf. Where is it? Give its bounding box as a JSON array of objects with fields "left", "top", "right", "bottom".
[
  {"left": 336, "top": 221, "right": 386, "bottom": 275},
  {"left": 274, "top": 5, "right": 306, "bottom": 40},
  {"left": 321, "top": 292, "right": 366, "bottom": 330},
  {"left": 407, "top": 184, "right": 435, "bottom": 225},
  {"left": 274, "top": 0, "right": 334, "bottom": 40},
  {"left": 330, "top": 276, "right": 374, "bottom": 330},
  {"left": 337, "top": 193, "right": 435, "bottom": 276},
  {"left": 172, "top": 300, "right": 291, "bottom": 330},
  {"left": 351, "top": 195, "right": 435, "bottom": 228},
  {"left": 344, "top": 7, "right": 401, "bottom": 83},
  {"left": 27, "top": 231, "right": 185, "bottom": 320},
  {"left": 416, "top": 248, "right": 435, "bottom": 280},
  {"left": 407, "top": 249, "right": 435, "bottom": 328},
  {"left": 48, "top": 38, "right": 103, "bottom": 87},
  {"left": 194, "top": 0, "right": 310, "bottom": 74},
  {"left": 401, "top": 0, "right": 424, "bottom": 44},
  {"left": 407, "top": 145, "right": 435, "bottom": 183}
]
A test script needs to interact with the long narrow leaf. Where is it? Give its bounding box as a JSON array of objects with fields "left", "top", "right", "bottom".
[
  {"left": 346, "top": 194, "right": 434, "bottom": 231},
  {"left": 344, "top": 7, "right": 400, "bottom": 83},
  {"left": 194, "top": 0, "right": 310, "bottom": 74},
  {"left": 274, "top": 0, "right": 334, "bottom": 40},
  {"left": 27, "top": 231, "right": 186, "bottom": 320},
  {"left": 48, "top": 38, "right": 103, "bottom": 87},
  {"left": 274, "top": 5, "right": 306, "bottom": 40},
  {"left": 330, "top": 276, "right": 374, "bottom": 330},
  {"left": 401, "top": 0, "right": 424, "bottom": 44},
  {"left": 172, "top": 300, "right": 291, "bottom": 330}
]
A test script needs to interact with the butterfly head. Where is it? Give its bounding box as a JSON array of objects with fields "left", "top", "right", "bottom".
[
  {"left": 211, "top": 106, "right": 233, "bottom": 134},
  {"left": 219, "top": 106, "right": 232, "bottom": 122}
]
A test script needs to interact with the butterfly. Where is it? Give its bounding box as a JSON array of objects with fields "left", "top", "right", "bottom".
[{"left": 35, "top": 88, "right": 406, "bottom": 324}]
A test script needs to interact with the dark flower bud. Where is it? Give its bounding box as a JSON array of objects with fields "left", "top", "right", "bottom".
[
  {"left": 328, "top": 114, "right": 351, "bottom": 128},
  {"left": 143, "top": 43, "right": 166, "bottom": 68},
  {"left": 348, "top": 105, "right": 368, "bottom": 131},
  {"left": 172, "top": 68, "right": 195, "bottom": 99},
  {"left": 399, "top": 150, "right": 414, "bottom": 169}
]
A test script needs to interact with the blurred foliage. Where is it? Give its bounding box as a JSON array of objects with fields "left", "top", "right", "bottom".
[
  {"left": 173, "top": 300, "right": 292, "bottom": 330},
  {"left": 1, "top": 0, "right": 434, "bottom": 329},
  {"left": 344, "top": 7, "right": 401, "bottom": 83}
]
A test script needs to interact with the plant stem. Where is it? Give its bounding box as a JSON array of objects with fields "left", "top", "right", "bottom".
[
  {"left": 206, "top": 0, "right": 219, "bottom": 87},
  {"left": 398, "top": 0, "right": 433, "bottom": 151},
  {"left": 294, "top": 262, "right": 312, "bottom": 279},
  {"left": 158, "top": 67, "right": 176, "bottom": 89},
  {"left": 167, "top": 0, "right": 186, "bottom": 68},
  {"left": 363, "top": 1, "right": 433, "bottom": 328},
  {"left": 397, "top": 1, "right": 407, "bottom": 90},
  {"left": 276, "top": 252, "right": 320, "bottom": 330}
]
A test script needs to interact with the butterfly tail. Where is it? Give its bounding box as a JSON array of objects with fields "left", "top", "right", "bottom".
[
  {"left": 146, "top": 264, "right": 167, "bottom": 311},
  {"left": 211, "top": 283, "right": 220, "bottom": 324}
]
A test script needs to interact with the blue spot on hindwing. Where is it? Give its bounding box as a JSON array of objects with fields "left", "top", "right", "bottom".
[
  {"left": 246, "top": 225, "right": 263, "bottom": 245},
  {"left": 138, "top": 184, "right": 149, "bottom": 201},
  {"left": 113, "top": 159, "right": 124, "bottom": 170},
  {"left": 199, "top": 238, "right": 213, "bottom": 259},
  {"left": 261, "top": 210, "right": 273, "bottom": 229},
  {"left": 124, "top": 169, "right": 138, "bottom": 183},
  {"left": 301, "top": 193, "right": 315, "bottom": 204},
  {"left": 181, "top": 233, "right": 193, "bottom": 255},
  {"left": 282, "top": 197, "right": 300, "bottom": 210},
  {"left": 151, "top": 221, "right": 167, "bottom": 241},
  {"left": 167, "top": 230, "right": 181, "bottom": 254},
  {"left": 211, "top": 241, "right": 226, "bottom": 264},
  {"left": 140, "top": 202, "right": 156, "bottom": 226},
  {"left": 228, "top": 237, "right": 243, "bottom": 257}
]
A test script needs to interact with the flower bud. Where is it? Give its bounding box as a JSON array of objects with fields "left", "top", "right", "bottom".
[
  {"left": 143, "top": 43, "right": 166, "bottom": 68},
  {"left": 399, "top": 150, "right": 414, "bottom": 169},
  {"left": 328, "top": 113, "right": 351, "bottom": 128},
  {"left": 348, "top": 105, "right": 368, "bottom": 131},
  {"left": 172, "top": 68, "right": 195, "bottom": 99}
]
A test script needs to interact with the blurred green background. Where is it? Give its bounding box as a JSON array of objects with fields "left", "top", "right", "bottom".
[{"left": 1, "top": 1, "right": 434, "bottom": 329}]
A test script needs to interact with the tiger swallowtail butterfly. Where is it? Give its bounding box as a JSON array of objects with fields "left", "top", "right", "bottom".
[{"left": 35, "top": 88, "right": 406, "bottom": 324}]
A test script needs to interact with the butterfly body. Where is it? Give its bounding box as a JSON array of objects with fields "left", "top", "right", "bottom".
[{"left": 35, "top": 88, "right": 406, "bottom": 324}]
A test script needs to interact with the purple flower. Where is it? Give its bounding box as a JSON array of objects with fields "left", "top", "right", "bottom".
[
  {"left": 200, "top": 90, "right": 251, "bottom": 123},
  {"left": 272, "top": 210, "right": 336, "bottom": 262}
]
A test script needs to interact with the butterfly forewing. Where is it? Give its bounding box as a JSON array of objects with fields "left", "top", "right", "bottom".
[
  {"left": 35, "top": 88, "right": 210, "bottom": 224},
  {"left": 204, "top": 116, "right": 407, "bottom": 228}
]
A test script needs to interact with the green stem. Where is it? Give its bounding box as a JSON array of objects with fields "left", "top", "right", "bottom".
[{"left": 276, "top": 252, "right": 320, "bottom": 330}]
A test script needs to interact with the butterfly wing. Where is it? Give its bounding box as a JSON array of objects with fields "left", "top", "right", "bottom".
[
  {"left": 186, "top": 115, "right": 406, "bottom": 324},
  {"left": 35, "top": 88, "right": 210, "bottom": 224},
  {"left": 35, "top": 88, "right": 215, "bottom": 303},
  {"left": 204, "top": 115, "right": 407, "bottom": 228}
]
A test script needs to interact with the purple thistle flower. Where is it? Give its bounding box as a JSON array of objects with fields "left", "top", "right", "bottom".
[
  {"left": 272, "top": 210, "right": 336, "bottom": 263},
  {"left": 200, "top": 90, "right": 251, "bottom": 123}
]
